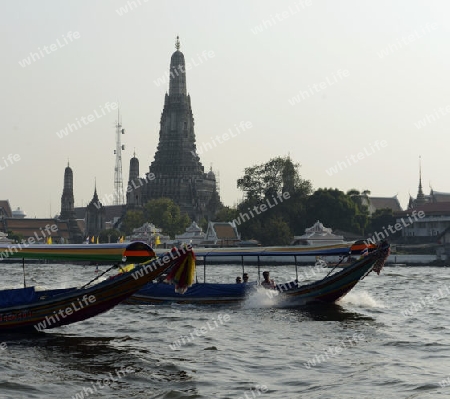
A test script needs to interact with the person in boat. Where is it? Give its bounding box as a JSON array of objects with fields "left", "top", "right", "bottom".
[
  {"left": 242, "top": 273, "right": 249, "bottom": 283},
  {"left": 236, "top": 276, "right": 242, "bottom": 283},
  {"left": 261, "top": 271, "right": 275, "bottom": 289}
]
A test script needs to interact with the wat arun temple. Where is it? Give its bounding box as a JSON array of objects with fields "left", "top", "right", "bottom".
[{"left": 126, "top": 37, "right": 221, "bottom": 221}]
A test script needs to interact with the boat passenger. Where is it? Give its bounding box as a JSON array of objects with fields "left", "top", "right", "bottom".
[
  {"left": 261, "top": 271, "right": 275, "bottom": 289},
  {"left": 236, "top": 276, "right": 242, "bottom": 283},
  {"left": 243, "top": 273, "right": 249, "bottom": 283}
]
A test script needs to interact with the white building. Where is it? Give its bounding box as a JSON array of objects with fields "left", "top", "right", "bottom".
[
  {"left": 395, "top": 203, "right": 450, "bottom": 239},
  {"left": 175, "top": 221, "right": 205, "bottom": 246},
  {"left": 291, "top": 220, "right": 345, "bottom": 246},
  {"left": 129, "top": 222, "right": 169, "bottom": 246}
]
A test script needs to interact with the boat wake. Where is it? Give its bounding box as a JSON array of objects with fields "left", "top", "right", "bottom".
[
  {"left": 241, "top": 288, "right": 385, "bottom": 310},
  {"left": 338, "top": 290, "right": 386, "bottom": 309},
  {"left": 242, "top": 287, "right": 282, "bottom": 308}
]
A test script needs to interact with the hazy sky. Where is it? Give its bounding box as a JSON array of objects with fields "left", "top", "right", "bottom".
[{"left": 1, "top": 1, "right": 449, "bottom": 218}]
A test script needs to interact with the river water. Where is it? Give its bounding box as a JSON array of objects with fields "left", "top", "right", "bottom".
[{"left": 0, "top": 262, "right": 449, "bottom": 399}]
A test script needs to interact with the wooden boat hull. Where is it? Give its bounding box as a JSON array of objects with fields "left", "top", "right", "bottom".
[
  {"left": 127, "top": 242, "right": 390, "bottom": 306},
  {"left": 276, "top": 253, "right": 384, "bottom": 306},
  {"left": 0, "top": 246, "right": 193, "bottom": 332},
  {"left": 126, "top": 282, "right": 251, "bottom": 305}
]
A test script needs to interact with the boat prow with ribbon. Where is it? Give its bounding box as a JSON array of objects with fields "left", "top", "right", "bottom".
[
  {"left": 0, "top": 242, "right": 196, "bottom": 332},
  {"left": 128, "top": 241, "right": 390, "bottom": 306}
]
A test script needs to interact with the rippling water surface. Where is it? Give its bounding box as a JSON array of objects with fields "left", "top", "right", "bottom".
[{"left": 0, "top": 262, "right": 449, "bottom": 399}]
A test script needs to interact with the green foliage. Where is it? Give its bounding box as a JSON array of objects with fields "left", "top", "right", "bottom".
[
  {"left": 346, "top": 189, "right": 360, "bottom": 197},
  {"left": 198, "top": 217, "right": 209, "bottom": 232},
  {"left": 367, "top": 208, "right": 398, "bottom": 237},
  {"left": 346, "top": 190, "right": 370, "bottom": 233},
  {"left": 237, "top": 156, "right": 312, "bottom": 202},
  {"left": 143, "top": 198, "right": 190, "bottom": 238},
  {"left": 255, "top": 216, "right": 292, "bottom": 246},
  {"left": 235, "top": 156, "right": 312, "bottom": 244},
  {"left": 98, "top": 229, "right": 122, "bottom": 243},
  {"left": 214, "top": 206, "right": 239, "bottom": 223},
  {"left": 121, "top": 209, "right": 144, "bottom": 235},
  {"left": 7, "top": 230, "right": 23, "bottom": 243},
  {"left": 305, "top": 188, "right": 369, "bottom": 235},
  {"left": 120, "top": 199, "right": 191, "bottom": 238}
]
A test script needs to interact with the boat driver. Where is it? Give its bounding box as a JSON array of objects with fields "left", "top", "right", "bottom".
[{"left": 261, "top": 271, "right": 275, "bottom": 289}]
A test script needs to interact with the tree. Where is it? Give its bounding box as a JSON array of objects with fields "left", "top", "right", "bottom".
[
  {"left": 256, "top": 216, "right": 292, "bottom": 246},
  {"left": 235, "top": 156, "right": 312, "bottom": 241},
  {"left": 367, "top": 208, "right": 398, "bottom": 238},
  {"left": 198, "top": 217, "right": 208, "bottom": 232},
  {"left": 214, "top": 206, "right": 239, "bottom": 223},
  {"left": 99, "top": 228, "right": 122, "bottom": 243},
  {"left": 121, "top": 209, "right": 144, "bottom": 235},
  {"left": 143, "top": 198, "right": 190, "bottom": 238},
  {"left": 237, "top": 156, "right": 312, "bottom": 202},
  {"left": 7, "top": 230, "right": 23, "bottom": 243},
  {"left": 346, "top": 189, "right": 370, "bottom": 233},
  {"left": 346, "top": 189, "right": 360, "bottom": 197},
  {"left": 305, "top": 188, "right": 368, "bottom": 234}
]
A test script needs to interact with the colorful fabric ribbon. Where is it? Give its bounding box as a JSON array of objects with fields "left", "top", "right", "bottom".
[{"left": 164, "top": 248, "right": 196, "bottom": 294}]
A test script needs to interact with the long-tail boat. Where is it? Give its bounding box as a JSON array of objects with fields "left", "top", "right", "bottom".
[
  {"left": 127, "top": 241, "right": 390, "bottom": 306},
  {"left": 0, "top": 242, "right": 195, "bottom": 332}
]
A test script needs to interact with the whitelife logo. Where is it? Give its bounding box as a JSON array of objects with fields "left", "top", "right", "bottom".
[
  {"left": 325, "top": 140, "right": 387, "bottom": 176},
  {"left": 18, "top": 31, "right": 81, "bottom": 67}
]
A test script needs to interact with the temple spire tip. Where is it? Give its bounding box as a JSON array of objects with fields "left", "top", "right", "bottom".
[{"left": 175, "top": 35, "right": 180, "bottom": 51}]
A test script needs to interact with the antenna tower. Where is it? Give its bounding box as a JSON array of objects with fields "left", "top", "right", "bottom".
[{"left": 114, "top": 109, "right": 125, "bottom": 205}]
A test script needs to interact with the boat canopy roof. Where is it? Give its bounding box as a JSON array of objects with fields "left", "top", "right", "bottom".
[
  {"left": 194, "top": 244, "right": 353, "bottom": 258},
  {"left": 0, "top": 242, "right": 155, "bottom": 263},
  {"left": 191, "top": 242, "right": 375, "bottom": 258}
]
